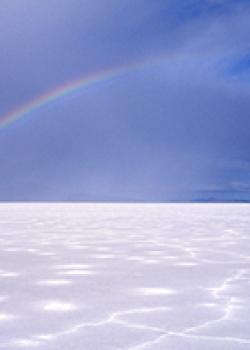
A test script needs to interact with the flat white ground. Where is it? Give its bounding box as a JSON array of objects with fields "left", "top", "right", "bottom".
[{"left": 0, "top": 203, "right": 250, "bottom": 349}]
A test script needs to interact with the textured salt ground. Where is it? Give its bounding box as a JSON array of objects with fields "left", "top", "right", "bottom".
[{"left": 0, "top": 203, "right": 250, "bottom": 349}]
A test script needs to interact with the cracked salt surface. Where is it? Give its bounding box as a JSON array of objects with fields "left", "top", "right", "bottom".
[{"left": 0, "top": 203, "right": 250, "bottom": 349}]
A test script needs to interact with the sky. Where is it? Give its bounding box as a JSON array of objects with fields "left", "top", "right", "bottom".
[{"left": 0, "top": 0, "right": 250, "bottom": 201}]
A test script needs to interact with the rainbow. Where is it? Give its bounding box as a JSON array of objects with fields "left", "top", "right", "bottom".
[{"left": 0, "top": 61, "right": 143, "bottom": 130}]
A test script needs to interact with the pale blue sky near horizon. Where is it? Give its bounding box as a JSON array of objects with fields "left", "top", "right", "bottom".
[{"left": 0, "top": 0, "right": 250, "bottom": 201}]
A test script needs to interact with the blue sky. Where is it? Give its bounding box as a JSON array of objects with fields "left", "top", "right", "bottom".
[{"left": 0, "top": 0, "right": 250, "bottom": 201}]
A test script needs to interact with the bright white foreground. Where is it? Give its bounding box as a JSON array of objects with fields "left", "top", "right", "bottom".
[{"left": 0, "top": 203, "right": 250, "bottom": 349}]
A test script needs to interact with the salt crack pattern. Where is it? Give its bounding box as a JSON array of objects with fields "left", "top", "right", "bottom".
[{"left": 0, "top": 203, "right": 250, "bottom": 349}]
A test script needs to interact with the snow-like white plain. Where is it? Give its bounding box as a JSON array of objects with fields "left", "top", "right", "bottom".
[{"left": 0, "top": 203, "right": 250, "bottom": 349}]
